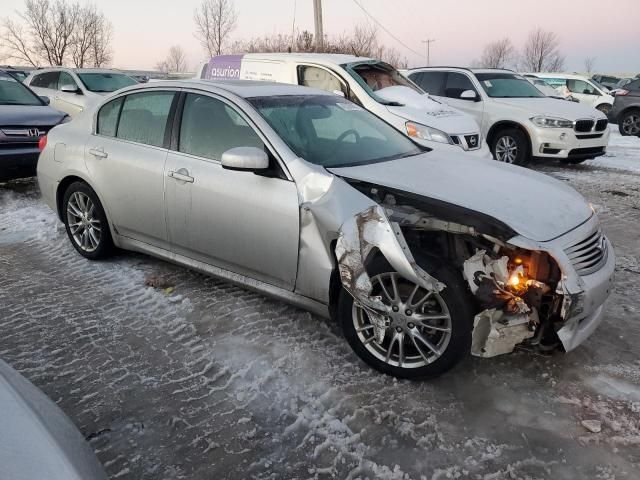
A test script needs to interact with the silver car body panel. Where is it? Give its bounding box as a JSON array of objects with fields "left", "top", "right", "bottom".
[
  {"left": 0, "top": 359, "right": 108, "bottom": 480},
  {"left": 37, "top": 79, "right": 614, "bottom": 357}
]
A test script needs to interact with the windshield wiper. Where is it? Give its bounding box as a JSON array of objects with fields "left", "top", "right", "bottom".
[{"left": 90, "top": 89, "right": 115, "bottom": 93}]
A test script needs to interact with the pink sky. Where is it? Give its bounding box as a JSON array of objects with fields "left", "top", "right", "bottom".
[{"left": 3, "top": 0, "right": 639, "bottom": 72}]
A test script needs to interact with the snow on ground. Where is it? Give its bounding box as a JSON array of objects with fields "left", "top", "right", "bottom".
[{"left": 0, "top": 131, "right": 639, "bottom": 479}]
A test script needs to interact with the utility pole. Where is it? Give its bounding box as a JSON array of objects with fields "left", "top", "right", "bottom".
[
  {"left": 422, "top": 38, "right": 435, "bottom": 66},
  {"left": 313, "top": 0, "right": 324, "bottom": 51}
]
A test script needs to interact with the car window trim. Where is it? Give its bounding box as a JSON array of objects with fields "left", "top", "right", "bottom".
[
  {"left": 170, "top": 88, "right": 292, "bottom": 181},
  {"left": 444, "top": 71, "right": 479, "bottom": 99},
  {"left": 115, "top": 90, "right": 178, "bottom": 148}
]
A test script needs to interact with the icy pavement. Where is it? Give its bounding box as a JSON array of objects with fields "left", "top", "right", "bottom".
[{"left": 0, "top": 131, "right": 639, "bottom": 479}]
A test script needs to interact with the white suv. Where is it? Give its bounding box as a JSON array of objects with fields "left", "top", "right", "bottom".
[
  {"left": 403, "top": 68, "right": 610, "bottom": 165},
  {"left": 25, "top": 68, "right": 137, "bottom": 117}
]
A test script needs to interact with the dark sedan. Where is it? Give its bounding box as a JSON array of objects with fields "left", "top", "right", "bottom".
[
  {"left": 0, "top": 71, "right": 68, "bottom": 181},
  {"left": 610, "top": 78, "right": 640, "bottom": 136}
]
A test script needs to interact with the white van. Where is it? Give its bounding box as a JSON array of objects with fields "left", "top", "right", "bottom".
[
  {"left": 527, "top": 73, "right": 614, "bottom": 115},
  {"left": 198, "top": 53, "right": 490, "bottom": 158}
]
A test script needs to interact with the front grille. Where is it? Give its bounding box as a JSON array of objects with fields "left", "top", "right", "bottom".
[
  {"left": 576, "top": 133, "right": 604, "bottom": 139},
  {"left": 564, "top": 229, "right": 608, "bottom": 276},
  {"left": 574, "top": 119, "right": 595, "bottom": 132},
  {"left": 0, "top": 126, "right": 50, "bottom": 138},
  {"left": 595, "top": 119, "right": 608, "bottom": 131},
  {"left": 464, "top": 134, "right": 480, "bottom": 150}
]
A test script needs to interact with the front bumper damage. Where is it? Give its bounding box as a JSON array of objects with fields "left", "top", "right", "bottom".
[{"left": 334, "top": 197, "right": 614, "bottom": 360}]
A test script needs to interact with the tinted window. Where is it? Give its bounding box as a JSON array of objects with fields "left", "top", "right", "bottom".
[
  {"left": 411, "top": 71, "right": 446, "bottom": 96},
  {"left": 249, "top": 95, "right": 421, "bottom": 168},
  {"left": 444, "top": 73, "right": 476, "bottom": 98},
  {"left": 77, "top": 73, "right": 137, "bottom": 93},
  {"left": 116, "top": 91, "right": 174, "bottom": 147},
  {"left": 626, "top": 79, "right": 640, "bottom": 91},
  {"left": 30, "top": 71, "right": 59, "bottom": 89},
  {"left": 0, "top": 72, "right": 43, "bottom": 106},
  {"left": 58, "top": 71, "right": 77, "bottom": 90},
  {"left": 97, "top": 97, "right": 123, "bottom": 137},
  {"left": 179, "top": 94, "right": 264, "bottom": 161}
]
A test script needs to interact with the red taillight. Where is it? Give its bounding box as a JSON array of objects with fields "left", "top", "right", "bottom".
[{"left": 38, "top": 135, "right": 47, "bottom": 151}]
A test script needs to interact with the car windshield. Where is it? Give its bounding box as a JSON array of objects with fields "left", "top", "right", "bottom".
[
  {"left": 0, "top": 71, "right": 43, "bottom": 106},
  {"left": 77, "top": 72, "right": 137, "bottom": 92},
  {"left": 475, "top": 73, "right": 545, "bottom": 98},
  {"left": 344, "top": 61, "right": 422, "bottom": 105},
  {"left": 248, "top": 95, "right": 422, "bottom": 168}
]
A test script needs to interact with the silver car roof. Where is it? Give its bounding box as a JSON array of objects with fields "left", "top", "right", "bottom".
[{"left": 117, "top": 79, "right": 335, "bottom": 99}]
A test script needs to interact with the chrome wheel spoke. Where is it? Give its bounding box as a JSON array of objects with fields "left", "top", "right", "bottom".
[
  {"left": 411, "top": 329, "right": 442, "bottom": 358},
  {"left": 377, "top": 275, "right": 395, "bottom": 303},
  {"left": 385, "top": 332, "right": 400, "bottom": 363},
  {"left": 410, "top": 290, "right": 434, "bottom": 309}
]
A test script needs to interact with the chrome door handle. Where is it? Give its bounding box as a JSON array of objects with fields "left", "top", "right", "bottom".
[
  {"left": 168, "top": 169, "right": 194, "bottom": 183},
  {"left": 89, "top": 148, "right": 108, "bottom": 158}
]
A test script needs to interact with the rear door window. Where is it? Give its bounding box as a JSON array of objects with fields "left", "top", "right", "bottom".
[
  {"left": 411, "top": 71, "right": 446, "bottom": 95},
  {"left": 30, "top": 71, "right": 59, "bottom": 89},
  {"left": 57, "top": 72, "right": 78, "bottom": 90},
  {"left": 116, "top": 91, "right": 175, "bottom": 147},
  {"left": 97, "top": 97, "right": 124, "bottom": 137}
]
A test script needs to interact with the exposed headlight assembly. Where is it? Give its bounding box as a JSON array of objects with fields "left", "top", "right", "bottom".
[
  {"left": 405, "top": 121, "right": 453, "bottom": 144},
  {"left": 530, "top": 116, "right": 574, "bottom": 128}
]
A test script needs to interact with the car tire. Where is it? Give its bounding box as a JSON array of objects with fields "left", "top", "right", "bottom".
[
  {"left": 491, "top": 128, "right": 529, "bottom": 165},
  {"left": 618, "top": 109, "right": 640, "bottom": 136},
  {"left": 62, "top": 181, "right": 113, "bottom": 260},
  {"left": 338, "top": 254, "right": 474, "bottom": 380},
  {"left": 595, "top": 104, "right": 612, "bottom": 116}
]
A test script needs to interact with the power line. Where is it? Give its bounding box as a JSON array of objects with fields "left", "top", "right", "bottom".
[{"left": 351, "top": 0, "right": 424, "bottom": 58}]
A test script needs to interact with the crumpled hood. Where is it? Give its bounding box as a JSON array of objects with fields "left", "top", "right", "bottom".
[
  {"left": 377, "top": 86, "right": 481, "bottom": 135},
  {"left": 0, "top": 105, "right": 66, "bottom": 126},
  {"left": 329, "top": 151, "right": 593, "bottom": 242},
  {"left": 493, "top": 97, "right": 607, "bottom": 120}
]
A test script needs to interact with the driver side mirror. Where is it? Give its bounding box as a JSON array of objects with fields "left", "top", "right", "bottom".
[
  {"left": 39, "top": 95, "right": 50, "bottom": 105},
  {"left": 460, "top": 89, "right": 479, "bottom": 101},
  {"left": 60, "top": 84, "right": 81, "bottom": 94},
  {"left": 221, "top": 147, "right": 269, "bottom": 172}
]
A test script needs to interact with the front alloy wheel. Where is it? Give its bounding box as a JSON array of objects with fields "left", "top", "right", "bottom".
[
  {"left": 352, "top": 273, "right": 452, "bottom": 368},
  {"left": 339, "top": 255, "right": 473, "bottom": 379},
  {"left": 495, "top": 135, "right": 519, "bottom": 164}
]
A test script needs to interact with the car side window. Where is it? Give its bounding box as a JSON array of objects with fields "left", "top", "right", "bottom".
[
  {"left": 58, "top": 72, "right": 77, "bottom": 90},
  {"left": 444, "top": 73, "right": 476, "bottom": 99},
  {"left": 567, "top": 79, "right": 596, "bottom": 95},
  {"left": 96, "top": 97, "right": 124, "bottom": 137},
  {"left": 116, "top": 91, "right": 174, "bottom": 147},
  {"left": 30, "top": 72, "right": 59, "bottom": 89},
  {"left": 178, "top": 93, "right": 265, "bottom": 161},
  {"left": 298, "top": 65, "right": 348, "bottom": 97},
  {"left": 412, "top": 71, "right": 446, "bottom": 96}
]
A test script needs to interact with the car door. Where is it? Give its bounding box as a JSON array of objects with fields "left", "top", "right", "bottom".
[
  {"left": 164, "top": 92, "right": 300, "bottom": 290},
  {"left": 27, "top": 71, "right": 59, "bottom": 105},
  {"left": 85, "top": 90, "right": 177, "bottom": 249},
  {"left": 567, "top": 79, "right": 599, "bottom": 107},
  {"left": 54, "top": 71, "right": 85, "bottom": 116}
]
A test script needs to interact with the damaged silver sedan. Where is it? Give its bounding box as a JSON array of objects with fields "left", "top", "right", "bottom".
[{"left": 37, "top": 80, "right": 615, "bottom": 379}]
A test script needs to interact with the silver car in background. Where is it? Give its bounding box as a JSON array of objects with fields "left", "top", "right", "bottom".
[{"left": 37, "top": 80, "right": 614, "bottom": 379}]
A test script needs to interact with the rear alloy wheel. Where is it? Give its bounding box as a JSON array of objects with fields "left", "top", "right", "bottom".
[
  {"left": 63, "top": 181, "right": 113, "bottom": 260},
  {"left": 619, "top": 110, "right": 640, "bottom": 136},
  {"left": 491, "top": 128, "right": 529, "bottom": 165},
  {"left": 596, "top": 104, "right": 612, "bottom": 116},
  {"left": 339, "top": 255, "right": 473, "bottom": 379}
]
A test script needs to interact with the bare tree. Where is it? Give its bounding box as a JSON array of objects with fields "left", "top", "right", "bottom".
[
  {"left": 1, "top": 18, "right": 40, "bottom": 66},
  {"left": 477, "top": 38, "right": 514, "bottom": 69},
  {"left": 90, "top": 13, "right": 112, "bottom": 67},
  {"left": 71, "top": 4, "right": 98, "bottom": 67},
  {"left": 584, "top": 56, "right": 596, "bottom": 74},
  {"left": 194, "top": 0, "right": 237, "bottom": 57},
  {"left": 157, "top": 45, "right": 187, "bottom": 73},
  {"left": 348, "top": 23, "right": 378, "bottom": 56},
  {"left": 521, "top": 28, "right": 565, "bottom": 72}
]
